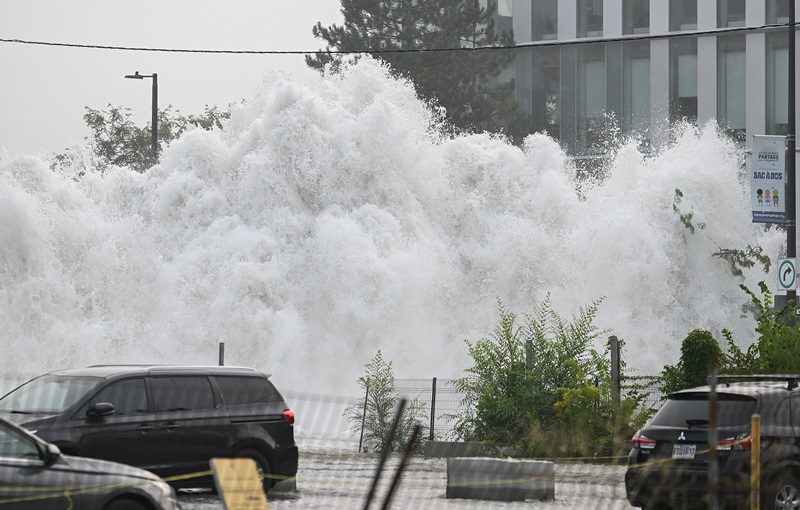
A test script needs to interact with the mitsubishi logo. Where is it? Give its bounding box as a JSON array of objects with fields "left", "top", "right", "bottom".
[{"left": 678, "top": 432, "right": 687, "bottom": 441}]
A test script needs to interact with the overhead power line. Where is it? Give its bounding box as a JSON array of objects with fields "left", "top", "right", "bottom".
[{"left": 0, "top": 23, "right": 794, "bottom": 55}]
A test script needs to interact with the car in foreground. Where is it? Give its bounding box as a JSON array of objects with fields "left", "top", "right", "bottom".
[
  {"left": 0, "top": 416, "right": 179, "bottom": 509},
  {"left": 625, "top": 375, "right": 800, "bottom": 510},
  {"left": 0, "top": 365, "right": 298, "bottom": 493}
]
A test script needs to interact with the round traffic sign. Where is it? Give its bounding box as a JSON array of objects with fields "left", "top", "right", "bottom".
[{"left": 778, "top": 259, "right": 796, "bottom": 290}]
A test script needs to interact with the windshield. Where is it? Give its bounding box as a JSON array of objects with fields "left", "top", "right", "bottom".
[
  {"left": 0, "top": 375, "right": 101, "bottom": 413},
  {"left": 650, "top": 393, "right": 756, "bottom": 428}
]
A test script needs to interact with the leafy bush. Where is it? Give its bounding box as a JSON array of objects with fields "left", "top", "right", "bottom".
[
  {"left": 660, "top": 329, "right": 722, "bottom": 394},
  {"left": 453, "top": 298, "right": 650, "bottom": 459},
  {"left": 722, "top": 282, "right": 800, "bottom": 374},
  {"left": 344, "top": 351, "right": 427, "bottom": 453}
]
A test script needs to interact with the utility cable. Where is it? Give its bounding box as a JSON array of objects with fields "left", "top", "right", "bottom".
[{"left": 0, "top": 22, "right": 795, "bottom": 55}]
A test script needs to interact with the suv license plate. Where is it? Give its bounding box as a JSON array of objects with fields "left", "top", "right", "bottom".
[{"left": 672, "top": 444, "right": 696, "bottom": 460}]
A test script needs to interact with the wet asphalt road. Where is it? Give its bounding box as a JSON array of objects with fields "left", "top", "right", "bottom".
[{"left": 177, "top": 449, "right": 634, "bottom": 509}]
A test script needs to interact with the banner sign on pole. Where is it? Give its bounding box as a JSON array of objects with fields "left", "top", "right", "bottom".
[{"left": 751, "top": 135, "right": 787, "bottom": 224}]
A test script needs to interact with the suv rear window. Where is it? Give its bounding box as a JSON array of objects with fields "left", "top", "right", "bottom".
[
  {"left": 651, "top": 393, "right": 756, "bottom": 427},
  {"left": 216, "top": 376, "right": 281, "bottom": 405}
]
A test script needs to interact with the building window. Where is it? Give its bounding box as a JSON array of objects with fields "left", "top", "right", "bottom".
[
  {"left": 767, "top": 0, "right": 791, "bottom": 24},
  {"left": 532, "top": 46, "right": 560, "bottom": 138},
  {"left": 670, "top": 38, "right": 698, "bottom": 123},
  {"left": 717, "top": 35, "right": 746, "bottom": 141},
  {"left": 496, "top": 0, "right": 513, "bottom": 17},
  {"left": 578, "top": 0, "right": 603, "bottom": 38},
  {"left": 623, "top": 42, "right": 650, "bottom": 135},
  {"left": 767, "top": 31, "right": 789, "bottom": 135},
  {"left": 718, "top": 0, "right": 746, "bottom": 28},
  {"left": 577, "top": 44, "right": 606, "bottom": 153},
  {"left": 623, "top": 0, "right": 650, "bottom": 34},
  {"left": 532, "top": 0, "right": 558, "bottom": 41},
  {"left": 670, "top": 0, "right": 697, "bottom": 31}
]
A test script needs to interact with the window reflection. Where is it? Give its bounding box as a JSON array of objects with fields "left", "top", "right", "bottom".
[
  {"left": 767, "top": 0, "right": 791, "bottom": 24},
  {"left": 623, "top": 42, "right": 650, "bottom": 136},
  {"left": 533, "top": 0, "right": 558, "bottom": 41},
  {"left": 717, "top": 35, "right": 746, "bottom": 141},
  {"left": 717, "top": 0, "right": 746, "bottom": 28},
  {"left": 670, "top": 38, "right": 698, "bottom": 124},
  {"left": 578, "top": 0, "right": 604, "bottom": 38},
  {"left": 766, "top": 31, "right": 789, "bottom": 135},
  {"left": 623, "top": 0, "right": 650, "bottom": 34},
  {"left": 670, "top": 0, "right": 697, "bottom": 31},
  {"left": 577, "top": 44, "right": 606, "bottom": 153},
  {"left": 532, "top": 46, "right": 560, "bottom": 137}
]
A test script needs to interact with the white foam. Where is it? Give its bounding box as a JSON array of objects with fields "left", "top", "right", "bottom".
[{"left": 0, "top": 59, "right": 782, "bottom": 393}]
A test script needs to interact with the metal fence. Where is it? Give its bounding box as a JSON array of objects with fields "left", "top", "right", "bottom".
[{"left": 394, "top": 378, "right": 464, "bottom": 441}]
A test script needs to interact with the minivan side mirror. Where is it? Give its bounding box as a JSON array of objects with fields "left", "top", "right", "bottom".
[
  {"left": 87, "top": 402, "right": 116, "bottom": 418},
  {"left": 43, "top": 443, "right": 62, "bottom": 466}
]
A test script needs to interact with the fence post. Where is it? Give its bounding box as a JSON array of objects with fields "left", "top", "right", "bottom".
[
  {"left": 609, "top": 336, "right": 622, "bottom": 457},
  {"left": 429, "top": 377, "right": 437, "bottom": 442},
  {"left": 708, "top": 357, "right": 719, "bottom": 510},
  {"left": 609, "top": 336, "right": 621, "bottom": 409},
  {"left": 358, "top": 381, "right": 370, "bottom": 453},
  {"left": 218, "top": 342, "right": 225, "bottom": 366}
]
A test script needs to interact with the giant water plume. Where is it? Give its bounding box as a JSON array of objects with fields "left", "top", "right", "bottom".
[{"left": 0, "top": 60, "right": 783, "bottom": 392}]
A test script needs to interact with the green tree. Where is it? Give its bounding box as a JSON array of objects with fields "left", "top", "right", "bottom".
[
  {"left": 306, "top": 0, "right": 529, "bottom": 141},
  {"left": 344, "top": 350, "right": 427, "bottom": 453},
  {"left": 660, "top": 329, "right": 723, "bottom": 394},
  {"left": 53, "top": 104, "right": 230, "bottom": 174}
]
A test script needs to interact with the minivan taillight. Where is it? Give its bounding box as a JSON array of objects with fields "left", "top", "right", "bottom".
[
  {"left": 283, "top": 409, "right": 295, "bottom": 426},
  {"left": 632, "top": 430, "right": 656, "bottom": 449},
  {"left": 717, "top": 433, "right": 751, "bottom": 451}
]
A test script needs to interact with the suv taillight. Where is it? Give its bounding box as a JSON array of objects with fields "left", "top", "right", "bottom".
[
  {"left": 632, "top": 430, "right": 656, "bottom": 449},
  {"left": 283, "top": 409, "right": 295, "bottom": 426},
  {"left": 717, "top": 433, "right": 751, "bottom": 451}
]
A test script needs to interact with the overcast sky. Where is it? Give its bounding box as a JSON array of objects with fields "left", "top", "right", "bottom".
[{"left": 0, "top": 1, "right": 343, "bottom": 156}]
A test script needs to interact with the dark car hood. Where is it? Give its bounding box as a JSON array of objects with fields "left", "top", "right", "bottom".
[
  {"left": 0, "top": 411, "right": 56, "bottom": 427},
  {"left": 58, "top": 455, "right": 161, "bottom": 481}
]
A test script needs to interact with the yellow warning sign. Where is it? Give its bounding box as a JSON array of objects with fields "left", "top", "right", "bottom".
[{"left": 210, "top": 458, "right": 269, "bottom": 510}]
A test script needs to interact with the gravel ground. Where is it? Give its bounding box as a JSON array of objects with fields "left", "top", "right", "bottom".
[{"left": 178, "top": 449, "right": 635, "bottom": 509}]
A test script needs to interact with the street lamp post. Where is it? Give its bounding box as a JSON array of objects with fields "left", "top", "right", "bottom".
[
  {"left": 124, "top": 71, "right": 159, "bottom": 163},
  {"left": 788, "top": 2, "right": 797, "bottom": 308}
]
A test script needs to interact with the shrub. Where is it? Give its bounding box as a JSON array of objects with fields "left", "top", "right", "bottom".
[
  {"left": 344, "top": 351, "right": 427, "bottom": 453},
  {"left": 660, "top": 329, "right": 722, "bottom": 394}
]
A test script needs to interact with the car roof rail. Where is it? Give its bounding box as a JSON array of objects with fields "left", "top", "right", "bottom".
[{"left": 717, "top": 374, "right": 800, "bottom": 390}]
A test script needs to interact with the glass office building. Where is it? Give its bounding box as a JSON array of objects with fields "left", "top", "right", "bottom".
[{"left": 512, "top": 0, "right": 796, "bottom": 156}]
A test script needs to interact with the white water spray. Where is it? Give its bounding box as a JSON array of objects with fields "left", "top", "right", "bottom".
[{"left": 0, "top": 59, "right": 783, "bottom": 393}]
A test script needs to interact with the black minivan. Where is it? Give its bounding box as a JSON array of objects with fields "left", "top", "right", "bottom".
[{"left": 0, "top": 365, "right": 298, "bottom": 492}]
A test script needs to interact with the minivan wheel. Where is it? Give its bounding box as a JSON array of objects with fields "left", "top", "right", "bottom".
[
  {"left": 236, "top": 448, "right": 273, "bottom": 493},
  {"left": 765, "top": 473, "right": 800, "bottom": 510}
]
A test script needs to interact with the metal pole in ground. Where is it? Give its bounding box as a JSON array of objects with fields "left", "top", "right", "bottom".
[
  {"left": 359, "top": 381, "right": 370, "bottom": 453},
  {"left": 609, "top": 336, "right": 621, "bottom": 454},
  {"left": 429, "top": 377, "right": 437, "bottom": 442},
  {"left": 708, "top": 358, "right": 719, "bottom": 510},
  {"left": 218, "top": 342, "right": 225, "bottom": 366},
  {"left": 786, "top": 0, "right": 797, "bottom": 315},
  {"left": 750, "top": 413, "right": 761, "bottom": 510}
]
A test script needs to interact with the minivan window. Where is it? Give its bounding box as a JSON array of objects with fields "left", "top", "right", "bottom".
[
  {"left": 150, "top": 377, "right": 215, "bottom": 412},
  {"left": 216, "top": 376, "right": 280, "bottom": 405},
  {"left": 651, "top": 393, "right": 756, "bottom": 427},
  {"left": 0, "top": 376, "right": 101, "bottom": 413},
  {"left": 84, "top": 378, "right": 148, "bottom": 416}
]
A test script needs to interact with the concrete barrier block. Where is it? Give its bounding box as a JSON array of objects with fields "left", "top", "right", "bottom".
[
  {"left": 424, "top": 441, "right": 518, "bottom": 458},
  {"left": 446, "top": 457, "right": 555, "bottom": 502}
]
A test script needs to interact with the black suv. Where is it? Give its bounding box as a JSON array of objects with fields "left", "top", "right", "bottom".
[
  {"left": 625, "top": 375, "right": 800, "bottom": 509},
  {"left": 0, "top": 365, "right": 298, "bottom": 492}
]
